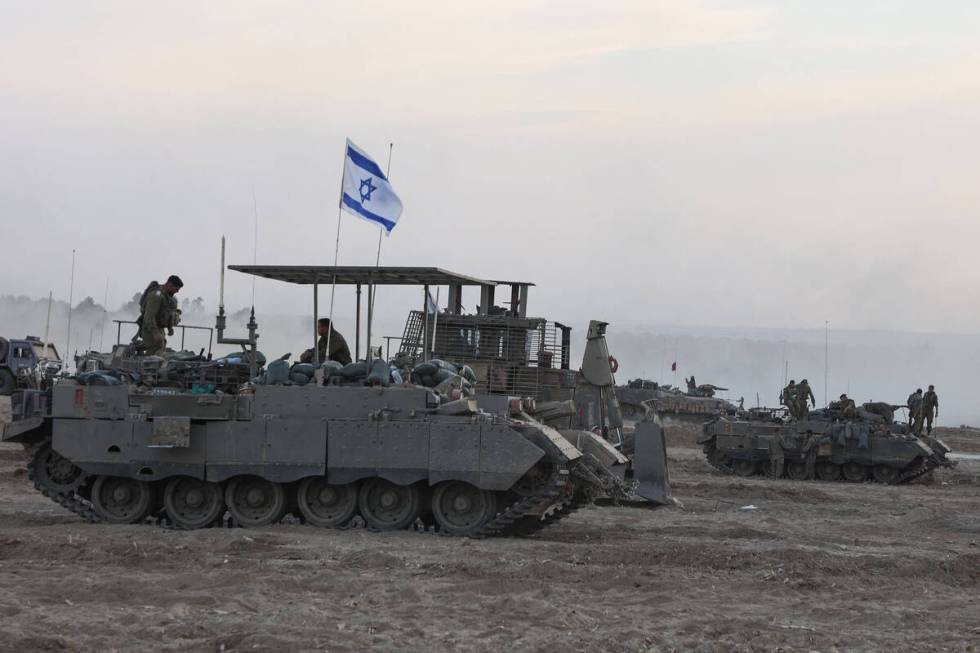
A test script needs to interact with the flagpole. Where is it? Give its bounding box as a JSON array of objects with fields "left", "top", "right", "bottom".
[
  {"left": 366, "top": 142, "right": 393, "bottom": 361},
  {"left": 325, "top": 141, "right": 348, "bottom": 364}
]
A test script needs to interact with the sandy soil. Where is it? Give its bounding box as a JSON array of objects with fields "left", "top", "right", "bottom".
[{"left": 1, "top": 441, "right": 978, "bottom": 653}]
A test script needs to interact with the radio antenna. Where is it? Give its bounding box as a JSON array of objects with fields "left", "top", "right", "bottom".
[
  {"left": 250, "top": 185, "right": 260, "bottom": 307},
  {"left": 65, "top": 249, "right": 76, "bottom": 370}
]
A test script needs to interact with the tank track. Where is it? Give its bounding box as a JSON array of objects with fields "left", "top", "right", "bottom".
[
  {"left": 701, "top": 438, "right": 939, "bottom": 485},
  {"left": 21, "top": 437, "right": 583, "bottom": 538}
]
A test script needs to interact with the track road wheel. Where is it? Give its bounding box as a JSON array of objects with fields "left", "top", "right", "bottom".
[
  {"left": 225, "top": 476, "right": 288, "bottom": 527},
  {"left": 163, "top": 476, "right": 225, "bottom": 529},
  {"left": 31, "top": 442, "right": 86, "bottom": 494},
  {"left": 357, "top": 478, "right": 422, "bottom": 531},
  {"left": 91, "top": 476, "right": 153, "bottom": 523},
  {"left": 732, "top": 459, "right": 758, "bottom": 478},
  {"left": 431, "top": 481, "right": 498, "bottom": 536},
  {"left": 816, "top": 462, "right": 841, "bottom": 481},
  {"left": 786, "top": 462, "right": 810, "bottom": 481},
  {"left": 296, "top": 477, "right": 358, "bottom": 527},
  {"left": 873, "top": 465, "right": 900, "bottom": 484},
  {"left": 841, "top": 462, "right": 867, "bottom": 483}
]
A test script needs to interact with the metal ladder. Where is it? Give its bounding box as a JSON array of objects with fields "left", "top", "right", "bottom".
[{"left": 398, "top": 310, "right": 425, "bottom": 355}]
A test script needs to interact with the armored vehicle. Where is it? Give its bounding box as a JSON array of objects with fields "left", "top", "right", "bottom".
[
  {"left": 700, "top": 403, "right": 955, "bottom": 484},
  {"left": 616, "top": 378, "right": 736, "bottom": 450},
  {"left": 0, "top": 336, "right": 61, "bottom": 395},
  {"left": 3, "top": 257, "right": 664, "bottom": 536}
]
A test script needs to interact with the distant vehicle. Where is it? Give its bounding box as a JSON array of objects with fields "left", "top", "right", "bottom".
[
  {"left": 0, "top": 336, "right": 61, "bottom": 395},
  {"left": 700, "top": 403, "right": 955, "bottom": 484}
]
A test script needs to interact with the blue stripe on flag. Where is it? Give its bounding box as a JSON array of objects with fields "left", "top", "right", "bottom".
[
  {"left": 341, "top": 193, "right": 396, "bottom": 231},
  {"left": 346, "top": 146, "right": 388, "bottom": 180}
]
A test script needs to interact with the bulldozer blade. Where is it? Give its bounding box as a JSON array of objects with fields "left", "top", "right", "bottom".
[{"left": 632, "top": 420, "right": 673, "bottom": 505}]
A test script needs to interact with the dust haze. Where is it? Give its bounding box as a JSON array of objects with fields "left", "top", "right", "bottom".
[
  {"left": 2, "top": 291, "right": 976, "bottom": 426},
  {"left": 2, "top": 3, "right": 980, "bottom": 418}
]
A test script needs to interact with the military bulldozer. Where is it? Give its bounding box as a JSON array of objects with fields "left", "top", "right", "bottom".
[
  {"left": 699, "top": 401, "right": 955, "bottom": 484},
  {"left": 373, "top": 273, "right": 670, "bottom": 504},
  {"left": 2, "top": 256, "right": 668, "bottom": 537}
]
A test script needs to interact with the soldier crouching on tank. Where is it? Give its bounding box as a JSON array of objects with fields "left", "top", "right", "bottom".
[
  {"left": 300, "top": 318, "right": 353, "bottom": 365},
  {"left": 830, "top": 393, "right": 858, "bottom": 419},
  {"left": 135, "top": 275, "right": 183, "bottom": 356}
]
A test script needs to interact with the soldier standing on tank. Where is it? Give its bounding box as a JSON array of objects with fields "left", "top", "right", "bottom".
[
  {"left": 919, "top": 385, "right": 939, "bottom": 435},
  {"left": 795, "top": 379, "right": 816, "bottom": 419},
  {"left": 907, "top": 388, "right": 923, "bottom": 427},
  {"left": 780, "top": 380, "right": 798, "bottom": 418},
  {"left": 136, "top": 275, "right": 183, "bottom": 355},
  {"left": 300, "top": 318, "right": 353, "bottom": 365}
]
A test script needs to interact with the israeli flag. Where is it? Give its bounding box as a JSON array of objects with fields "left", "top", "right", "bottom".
[{"left": 340, "top": 139, "right": 403, "bottom": 233}]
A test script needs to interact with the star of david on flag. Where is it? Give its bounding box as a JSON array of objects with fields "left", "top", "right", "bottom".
[{"left": 340, "top": 139, "right": 404, "bottom": 233}]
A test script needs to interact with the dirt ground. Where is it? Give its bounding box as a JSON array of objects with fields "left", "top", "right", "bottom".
[{"left": 1, "top": 434, "right": 978, "bottom": 653}]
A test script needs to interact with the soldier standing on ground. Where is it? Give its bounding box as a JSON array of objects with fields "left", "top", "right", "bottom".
[
  {"left": 136, "top": 275, "right": 183, "bottom": 356},
  {"left": 300, "top": 318, "right": 353, "bottom": 365},
  {"left": 919, "top": 385, "right": 939, "bottom": 435},
  {"left": 907, "top": 388, "right": 923, "bottom": 427}
]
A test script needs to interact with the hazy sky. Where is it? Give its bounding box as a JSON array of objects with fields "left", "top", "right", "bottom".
[{"left": 3, "top": 1, "right": 980, "bottom": 336}]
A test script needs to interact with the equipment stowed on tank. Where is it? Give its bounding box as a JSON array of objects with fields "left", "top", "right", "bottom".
[
  {"left": 3, "top": 254, "right": 666, "bottom": 536},
  {"left": 384, "top": 274, "right": 672, "bottom": 507},
  {"left": 699, "top": 403, "right": 956, "bottom": 484}
]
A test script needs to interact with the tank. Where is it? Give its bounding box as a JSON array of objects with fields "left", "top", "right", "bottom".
[
  {"left": 616, "top": 378, "right": 737, "bottom": 451},
  {"left": 3, "top": 258, "right": 642, "bottom": 537},
  {"left": 699, "top": 403, "right": 956, "bottom": 484}
]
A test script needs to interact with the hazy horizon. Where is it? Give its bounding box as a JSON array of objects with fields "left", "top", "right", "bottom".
[{"left": 2, "top": 2, "right": 979, "bottom": 421}]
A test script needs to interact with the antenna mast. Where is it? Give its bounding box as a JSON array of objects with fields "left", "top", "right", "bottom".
[{"left": 65, "top": 249, "right": 76, "bottom": 370}]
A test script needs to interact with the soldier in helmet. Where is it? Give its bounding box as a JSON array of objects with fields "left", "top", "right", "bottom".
[
  {"left": 795, "top": 378, "right": 816, "bottom": 419},
  {"left": 830, "top": 393, "right": 857, "bottom": 418},
  {"left": 300, "top": 318, "right": 353, "bottom": 365},
  {"left": 780, "top": 380, "right": 798, "bottom": 419},
  {"left": 918, "top": 384, "right": 939, "bottom": 435},
  {"left": 136, "top": 275, "right": 183, "bottom": 355}
]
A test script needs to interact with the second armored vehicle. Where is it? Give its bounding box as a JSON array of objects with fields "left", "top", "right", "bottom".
[{"left": 700, "top": 403, "right": 955, "bottom": 484}]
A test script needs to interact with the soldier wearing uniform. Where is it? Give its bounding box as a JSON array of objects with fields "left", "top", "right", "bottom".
[
  {"left": 919, "top": 385, "right": 939, "bottom": 435},
  {"left": 781, "top": 380, "right": 798, "bottom": 419},
  {"left": 830, "top": 393, "right": 858, "bottom": 418},
  {"left": 906, "top": 388, "right": 923, "bottom": 428},
  {"left": 136, "top": 275, "right": 183, "bottom": 356},
  {"left": 795, "top": 379, "right": 816, "bottom": 419},
  {"left": 300, "top": 318, "right": 353, "bottom": 365}
]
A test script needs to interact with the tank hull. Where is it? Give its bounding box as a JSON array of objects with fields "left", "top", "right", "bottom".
[
  {"left": 19, "top": 382, "right": 601, "bottom": 536},
  {"left": 700, "top": 416, "right": 955, "bottom": 484}
]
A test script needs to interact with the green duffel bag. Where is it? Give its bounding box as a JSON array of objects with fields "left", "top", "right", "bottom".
[
  {"left": 341, "top": 361, "right": 368, "bottom": 379},
  {"left": 291, "top": 363, "right": 316, "bottom": 377}
]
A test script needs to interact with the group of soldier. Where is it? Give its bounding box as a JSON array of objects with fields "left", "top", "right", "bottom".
[
  {"left": 779, "top": 379, "right": 816, "bottom": 420},
  {"left": 906, "top": 386, "right": 940, "bottom": 436},
  {"left": 134, "top": 275, "right": 352, "bottom": 365},
  {"left": 780, "top": 375, "right": 941, "bottom": 436}
]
